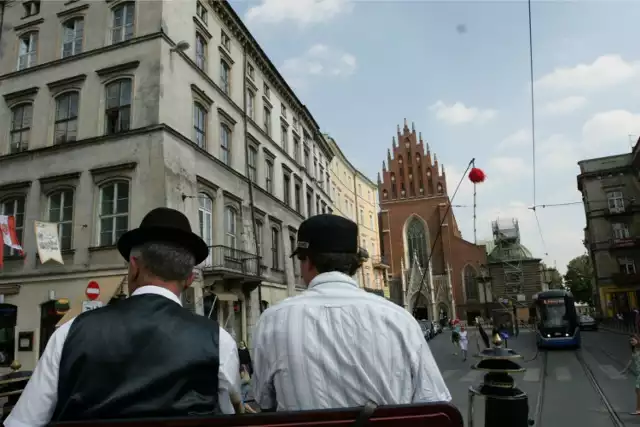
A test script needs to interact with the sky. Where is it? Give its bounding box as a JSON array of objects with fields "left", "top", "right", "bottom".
[{"left": 230, "top": 0, "right": 640, "bottom": 274}]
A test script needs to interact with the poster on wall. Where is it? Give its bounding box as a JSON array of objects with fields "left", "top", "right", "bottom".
[{"left": 34, "top": 221, "right": 63, "bottom": 265}]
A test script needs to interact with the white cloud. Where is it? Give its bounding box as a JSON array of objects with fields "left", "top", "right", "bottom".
[
  {"left": 429, "top": 101, "right": 497, "bottom": 125},
  {"left": 535, "top": 55, "right": 640, "bottom": 94},
  {"left": 488, "top": 156, "right": 530, "bottom": 179},
  {"left": 245, "top": 0, "right": 351, "bottom": 27},
  {"left": 280, "top": 44, "right": 357, "bottom": 90},
  {"left": 498, "top": 129, "right": 529, "bottom": 150},
  {"left": 537, "top": 134, "right": 579, "bottom": 172},
  {"left": 581, "top": 110, "right": 640, "bottom": 155},
  {"left": 541, "top": 96, "right": 587, "bottom": 115}
]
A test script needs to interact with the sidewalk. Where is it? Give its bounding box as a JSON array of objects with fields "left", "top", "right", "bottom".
[{"left": 598, "top": 319, "right": 638, "bottom": 336}]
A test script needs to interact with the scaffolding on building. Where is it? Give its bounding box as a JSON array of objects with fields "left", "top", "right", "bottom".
[{"left": 491, "top": 219, "right": 525, "bottom": 297}]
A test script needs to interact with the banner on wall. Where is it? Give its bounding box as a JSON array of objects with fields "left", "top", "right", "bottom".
[
  {"left": 0, "top": 215, "right": 23, "bottom": 268},
  {"left": 34, "top": 221, "right": 64, "bottom": 265}
]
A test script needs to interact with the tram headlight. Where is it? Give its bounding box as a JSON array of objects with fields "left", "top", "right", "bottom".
[
  {"left": 565, "top": 333, "right": 569, "bottom": 337},
  {"left": 546, "top": 334, "right": 551, "bottom": 338}
]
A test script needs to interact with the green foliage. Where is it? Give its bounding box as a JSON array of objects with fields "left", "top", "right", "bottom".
[{"left": 564, "top": 254, "right": 594, "bottom": 305}]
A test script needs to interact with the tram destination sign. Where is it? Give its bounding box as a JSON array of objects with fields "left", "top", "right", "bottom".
[{"left": 543, "top": 298, "right": 564, "bottom": 305}]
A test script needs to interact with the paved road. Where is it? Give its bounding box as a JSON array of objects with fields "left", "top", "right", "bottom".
[{"left": 429, "top": 328, "right": 640, "bottom": 427}]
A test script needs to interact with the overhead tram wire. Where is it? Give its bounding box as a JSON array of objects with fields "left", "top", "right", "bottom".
[{"left": 411, "top": 159, "right": 475, "bottom": 319}]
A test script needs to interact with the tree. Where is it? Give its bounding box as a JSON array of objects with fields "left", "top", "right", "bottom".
[{"left": 564, "top": 254, "right": 594, "bottom": 305}]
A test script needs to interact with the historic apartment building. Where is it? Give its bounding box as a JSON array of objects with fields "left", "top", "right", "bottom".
[
  {"left": 0, "top": 0, "right": 335, "bottom": 370},
  {"left": 377, "top": 120, "right": 486, "bottom": 322},
  {"left": 325, "top": 136, "right": 389, "bottom": 296},
  {"left": 579, "top": 144, "right": 640, "bottom": 318}
]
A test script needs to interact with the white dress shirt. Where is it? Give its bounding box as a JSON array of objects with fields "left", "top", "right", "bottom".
[
  {"left": 5, "top": 285, "right": 240, "bottom": 427},
  {"left": 252, "top": 272, "right": 451, "bottom": 411}
]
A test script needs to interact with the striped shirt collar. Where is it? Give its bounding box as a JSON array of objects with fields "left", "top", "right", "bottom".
[{"left": 308, "top": 271, "right": 359, "bottom": 290}]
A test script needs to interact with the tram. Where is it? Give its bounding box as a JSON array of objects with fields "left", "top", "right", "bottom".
[{"left": 532, "top": 289, "right": 581, "bottom": 349}]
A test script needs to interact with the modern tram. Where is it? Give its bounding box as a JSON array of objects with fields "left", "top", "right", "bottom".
[{"left": 532, "top": 289, "right": 581, "bottom": 349}]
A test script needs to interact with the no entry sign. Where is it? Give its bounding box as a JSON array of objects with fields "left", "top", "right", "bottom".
[{"left": 86, "top": 281, "right": 100, "bottom": 301}]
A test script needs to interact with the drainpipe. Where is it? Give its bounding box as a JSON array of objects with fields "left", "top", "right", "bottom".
[
  {"left": 352, "top": 170, "right": 365, "bottom": 287},
  {"left": 242, "top": 41, "right": 263, "bottom": 314}
]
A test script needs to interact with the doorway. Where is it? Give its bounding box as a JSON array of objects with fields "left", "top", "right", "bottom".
[
  {"left": 40, "top": 300, "right": 63, "bottom": 356},
  {"left": 0, "top": 304, "right": 17, "bottom": 367}
]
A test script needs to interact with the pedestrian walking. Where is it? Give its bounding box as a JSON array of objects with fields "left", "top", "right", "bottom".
[
  {"left": 620, "top": 334, "right": 640, "bottom": 415},
  {"left": 238, "top": 341, "right": 253, "bottom": 376},
  {"left": 5, "top": 208, "right": 242, "bottom": 427},
  {"left": 451, "top": 321, "right": 461, "bottom": 355},
  {"left": 251, "top": 214, "right": 451, "bottom": 411},
  {"left": 459, "top": 325, "right": 469, "bottom": 361}
]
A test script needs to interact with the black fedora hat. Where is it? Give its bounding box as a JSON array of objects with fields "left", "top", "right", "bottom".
[{"left": 117, "top": 207, "right": 209, "bottom": 264}]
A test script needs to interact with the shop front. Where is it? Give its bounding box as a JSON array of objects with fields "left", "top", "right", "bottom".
[{"left": 599, "top": 284, "right": 640, "bottom": 317}]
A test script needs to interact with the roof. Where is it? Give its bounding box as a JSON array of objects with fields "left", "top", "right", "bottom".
[{"left": 486, "top": 242, "right": 535, "bottom": 263}]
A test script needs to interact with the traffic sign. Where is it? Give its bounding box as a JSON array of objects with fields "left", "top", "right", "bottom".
[
  {"left": 86, "top": 281, "right": 100, "bottom": 301},
  {"left": 82, "top": 300, "right": 104, "bottom": 313}
]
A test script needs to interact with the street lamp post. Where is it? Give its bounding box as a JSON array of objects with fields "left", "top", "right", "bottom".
[{"left": 478, "top": 265, "right": 492, "bottom": 320}]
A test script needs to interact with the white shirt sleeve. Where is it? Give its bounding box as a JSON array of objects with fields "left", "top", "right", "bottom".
[
  {"left": 4, "top": 319, "right": 75, "bottom": 427},
  {"left": 410, "top": 327, "right": 452, "bottom": 403},
  {"left": 217, "top": 327, "right": 241, "bottom": 415},
  {"left": 251, "top": 312, "right": 277, "bottom": 410}
]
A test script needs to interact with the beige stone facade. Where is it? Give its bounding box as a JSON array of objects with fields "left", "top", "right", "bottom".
[{"left": 0, "top": 0, "right": 338, "bottom": 370}]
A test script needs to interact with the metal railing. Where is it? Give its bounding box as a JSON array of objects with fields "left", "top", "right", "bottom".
[
  {"left": 371, "top": 255, "right": 390, "bottom": 266},
  {"left": 201, "top": 245, "right": 261, "bottom": 277}
]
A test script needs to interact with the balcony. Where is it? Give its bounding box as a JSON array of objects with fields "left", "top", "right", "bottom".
[
  {"left": 372, "top": 255, "right": 390, "bottom": 269},
  {"left": 201, "top": 245, "right": 263, "bottom": 284},
  {"left": 604, "top": 205, "right": 630, "bottom": 217},
  {"left": 611, "top": 237, "right": 640, "bottom": 250},
  {"left": 612, "top": 272, "right": 640, "bottom": 286}
]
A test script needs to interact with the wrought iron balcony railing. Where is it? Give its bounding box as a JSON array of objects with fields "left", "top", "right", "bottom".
[{"left": 201, "top": 245, "right": 262, "bottom": 278}]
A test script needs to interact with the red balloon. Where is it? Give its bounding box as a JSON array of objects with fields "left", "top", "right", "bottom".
[{"left": 468, "top": 167, "right": 486, "bottom": 184}]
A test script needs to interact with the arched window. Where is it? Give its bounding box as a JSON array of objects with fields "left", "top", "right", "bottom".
[
  {"left": 198, "top": 193, "right": 213, "bottom": 246},
  {"left": 110, "top": 2, "right": 135, "bottom": 44},
  {"left": 220, "top": 124, "right": 231, "bottom": 165},
  {"left": 406, "top": 217, "right": 428, "bottom": 268},
  {"left": 105, "top": 78, "right": 132, "bottom": 135},
  {"left": 10, "top": 103, "right": 32, "bottom": 153},
  {"left": 62, "top": 17, "right": 84, "bottom": 57},
  {"left": 224, "top": 206, "right": 237, "bottom": 249},
  {"left": 464, "top": 265, "right": 479, "bottom": 301},
  {"left": 193, "top": 103, "right": 207, "bottom": 148},
  {"left": 54, "top": 92, "right": 79, "bottom": 144},
  {"left": 48, "top": 189, "right": 74, "bottom": 250},
  {"left": 1, "top": 197, "right": 25, "bottom": 256},
  {"left": 17, "top": 31, "right": 37, "bottom": 70},
  {"left": 98, "top": 181, "right": 129, "bottom": 246}
]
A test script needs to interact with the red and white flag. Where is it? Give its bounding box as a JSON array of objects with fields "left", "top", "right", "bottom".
[{"left": 0, "top": 215, "right": 23, "bottom": 268}]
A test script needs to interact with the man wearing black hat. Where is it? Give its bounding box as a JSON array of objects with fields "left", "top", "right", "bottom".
[
  {"left": 5, "top": 208, "right": 241, "bottom": 426},
  {"left": 251, "top": 214, "right": 451, "bottom": 412}
]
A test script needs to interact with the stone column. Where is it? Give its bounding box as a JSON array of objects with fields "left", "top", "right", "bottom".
[{"left": 214, "top": 188, "right": 225, "bottom": 247}]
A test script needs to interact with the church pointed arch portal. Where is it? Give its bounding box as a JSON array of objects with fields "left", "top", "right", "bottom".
[{"left": 410, "top": 291, "right": 431, "bottom": 321}]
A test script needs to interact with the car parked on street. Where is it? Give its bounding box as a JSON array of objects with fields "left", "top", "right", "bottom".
[
  {"left": 579, "top": 314, "right": 598, "bottom": 331},
  {"left": 419, "top": 320, "right": 435, "bottom": 340}
]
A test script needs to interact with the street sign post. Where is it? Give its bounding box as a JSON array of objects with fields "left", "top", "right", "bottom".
[
  {"left": 82, "top": 300, "right": 104, "bottom": 313},
  {"left": 86, "top": 281, "right": 100, "bottom": 301}
]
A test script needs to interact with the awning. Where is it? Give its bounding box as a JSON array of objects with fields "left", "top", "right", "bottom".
[
  {"left": 214, "top": 292, "right": 238, "bottom": 302},
  {"left": 56, "top": 276, "right": 125, "bottom": 327},
  {"left": 0, "top": 285, "right": 19, "bottom": 296}
]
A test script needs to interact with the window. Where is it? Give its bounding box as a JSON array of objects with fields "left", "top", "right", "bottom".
[
  {"left": 225, "top": 206, "right": 237, "bottom": 249},
  {"left": 54, "top": 92, "right": 79, "bottom": 144},
  {"left": 607, "top": 191, "right": 625, "bottom": 212},
  {"left": 198, "top": 193, "right": 213, "bottom": 247},
  {"left": 283, "top": 172, "right": 291, "bottom": 205},
  {"left": 17, "top": 32, "right": 37, "bottom": 70},
  {"left": 255, "top": 220, "right": 263, "bottom": 256},
  {"left": 220, "top": 124, "right": 231, "bottom": 165},
  {"left": 293, "top": 116, "right": 299, "bottom": 131},
  {"left": 306, "top": 191, "right": 312, "bottom": 217},
  {"left": 10, "top": 104, "right": 32, "bottom": 153},
  {"left": 281, "top": 125, "right": 287, "bottom": 150},
  {"left": 265, "top": 159, "right": 274, "bottom": 193},
  {"left": 248, "top": 146, "right": 257, "bottom": 182},
  {"left": 247, "top": 63, "right": 255, "bottom": 80},
  {"left": 281, "top": 103, "right": 287, "bottom": 118},
  {"left": 195, "top": 33, "right": 206, "bottom": 70},
  {"left": 193, "top": 103, "right": 206, "bottom": 148},
  {"left": 246, "top": 90, "right": 255, "bottom": 120},
  {"left": 98, "top": 181, "right": 129, "bottom": 246},
  {"left": 48, "top": 190, "right": 73, "bottom": 250},
  {"left": 111, "top": 2, "right": 135, "bottom": 44},
  {"left": 359, "top": 209, "right": 364, "bottom": 224},
  {"left": 263, "top": 83, "right": 270, "bottom": 99},
  {"left": 294, "top": 181, "right": 301, "bottom": 213},
  {"left": 293, "top": 137, "right": 300, "bottom": 163},
  {"left": 1, "top": 198, "right": 25, "bottom": 256},
  {"left": 220, "top": 60, "right": 230, "bottom": 95},
  {"left": 304, "top": 149, "right": 310, "bottom": 171},
  {"left": 612, "top": 223, "right": 630, "bottom": 239},
  {"left": 271, "top": 227, "right": 280, "bottom": 269},
  {"left": 105, "top": 79, "right": 132, "bottom": 135},
  {"left": 23, "top": 0, "right": 40, "bottom": 17},
  {"left": 62, "top": 18, "right": 84, "bottom": 57},
  {"left": 220, "top": 30, "right": 231, "bottom": 51},
  {"left": 369, "top": 213, "right": 374, "bottom": 229},
  {"left": 263, "top": 107, "right": 271, "bottom": 136},
  {"left": 619, "top": 257, "right": 636, "bottom": 274},
  {"left": 196, "top": 1, "right": 207, "bottom": 23},
  {"left": 464, "top": 265, "right": 479, "bottom": 300},
  {"left": 406, "top": 217, "right": 428, "bottom": 268}
]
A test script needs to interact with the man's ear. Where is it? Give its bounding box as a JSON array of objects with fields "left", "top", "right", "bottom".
[{"left": 184, "top": 271, "right": 195, "bottom": 289}]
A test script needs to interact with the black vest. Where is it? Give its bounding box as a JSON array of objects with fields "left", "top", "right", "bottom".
[{"left": 51, "top": 294, "right": 221, "bottom": 421}]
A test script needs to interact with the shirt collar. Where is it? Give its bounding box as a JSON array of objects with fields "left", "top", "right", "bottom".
[
  {"left": 132, "top": 285, "right": 183, "bottom": 306},
  {"left": 308, "top": 271, "right": 359, "bottom": 290}
]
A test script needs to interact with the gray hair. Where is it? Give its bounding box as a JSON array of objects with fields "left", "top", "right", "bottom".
[{"left": 129, "top": 242, "right": 195, "bottom": 281}]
